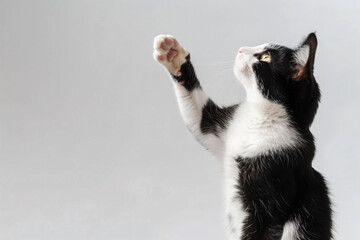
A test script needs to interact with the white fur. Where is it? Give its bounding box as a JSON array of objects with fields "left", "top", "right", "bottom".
[
  {"left": 281, "top": 221, "right": 299, "bottom": 240},
  {"left": 294, "top": 45, "right": 310, "bottom": 67},
  {"left": 174, "top": 86, "right": 226, "bottom": 158},
  {"left": 234, "top": 44, "right": 269, "bottom": 91},
  {"left": 226, "top": 99, "right": 303, "bottom": 158}
]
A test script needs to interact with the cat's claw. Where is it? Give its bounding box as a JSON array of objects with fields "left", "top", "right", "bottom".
[{"left": 153, "top": 35, "right": 188, "bottom": 75}]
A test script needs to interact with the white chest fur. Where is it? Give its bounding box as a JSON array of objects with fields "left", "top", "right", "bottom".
[{"left": 225, "top": 100, "right": 303, "bottom": 159}]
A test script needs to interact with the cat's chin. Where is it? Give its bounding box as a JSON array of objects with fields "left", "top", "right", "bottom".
[
  {"left": 233, "top": 64, "right": 255, "bottom": 90},
  {"left": 234, "top": 55, "right": 253, "bottom": 78}
]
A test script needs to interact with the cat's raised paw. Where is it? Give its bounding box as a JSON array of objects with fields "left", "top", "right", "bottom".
[{"left": 153, "top": 35, "right": 188, "bottom": 75}]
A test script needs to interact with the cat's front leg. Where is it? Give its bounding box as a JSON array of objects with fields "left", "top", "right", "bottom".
[{"left": 153, "top": 35, "right": 236, "bottom": 158}]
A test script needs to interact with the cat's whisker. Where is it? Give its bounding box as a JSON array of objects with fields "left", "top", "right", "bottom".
[
  {"left": 217, "top": 67, "right": 233, "bottom": 73},
  {"left": 207, "top": 68, "right": 234, "bottom": 82},
  {"left": 202, "top": 60, "right": 235, "bottom": 67}
]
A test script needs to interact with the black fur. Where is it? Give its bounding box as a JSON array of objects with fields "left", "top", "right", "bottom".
[
  {"left": 236, "top": 147, "right": 332, "bottom": 240},
  {"left": 171, "top": 54, "right": 200, "bottom": 91},
  {"left": 236, "top": 33, "right": 332, "bottom": 240},
  {"left": 200, "top": 100, "right": 239, "bottom": 137}
]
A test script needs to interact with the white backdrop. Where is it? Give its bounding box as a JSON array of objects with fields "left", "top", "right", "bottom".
[{"left": 1, "top": 0, "right": 359, "bottom": 239}]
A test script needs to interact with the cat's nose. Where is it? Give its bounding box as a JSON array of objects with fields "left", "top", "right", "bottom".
[{"left": 238, "top": 47, "right": 247, "bottom": 54}]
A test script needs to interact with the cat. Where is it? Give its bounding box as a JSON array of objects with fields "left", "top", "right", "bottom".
[{"left": 152, "top": 33, "right": 332, "bottom": 240}]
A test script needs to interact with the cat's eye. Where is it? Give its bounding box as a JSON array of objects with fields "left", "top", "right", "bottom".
[{"left": 260, "top": 53, "right": 271, "bottom": 62}]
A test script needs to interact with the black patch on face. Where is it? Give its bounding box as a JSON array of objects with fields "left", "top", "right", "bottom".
[
  {"left": 171, "top": 54, "right": 200, "bottom": 91},
  {"left": 253, "top": 45, "right": 294, "bottom": 104},
  {"left": 200, "top": 100, "right": 239, "bottom": 137},
  {"left": 251, "top": 35, "right": 321, "bottom": 130}
]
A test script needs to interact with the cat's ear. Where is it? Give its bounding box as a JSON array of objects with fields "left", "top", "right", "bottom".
[{"left": 291, "top": 32, "right": 317, "bottom": 82}]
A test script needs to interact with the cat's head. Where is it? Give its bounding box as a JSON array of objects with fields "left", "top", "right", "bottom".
[{"left": 234, "top": 33, "right": 320, "bottom": 128}]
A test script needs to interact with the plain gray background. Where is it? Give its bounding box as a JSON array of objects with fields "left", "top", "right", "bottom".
[{"left": 1, "top": 0, "right": 359, "bottom": 239}]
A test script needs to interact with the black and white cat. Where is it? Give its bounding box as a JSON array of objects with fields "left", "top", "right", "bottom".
[{"left": 153, "top": 33, "right": 332, "bottom": 240}]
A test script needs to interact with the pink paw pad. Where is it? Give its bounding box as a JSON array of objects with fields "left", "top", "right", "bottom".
[
  {"left": 154, "top": 35, "right": 182, "bottom": 64},
  {"left": 157, "top": 55, "right": 166, "bottom": 61},
  {"left": 160, "top": 42, "right": 169, "bottom": 50},
  {"left": 164, "top": 38, "right": 173, "bottom": 46},
  {"left": 167, "top": 49, "right": 178, "bottom": 61}
]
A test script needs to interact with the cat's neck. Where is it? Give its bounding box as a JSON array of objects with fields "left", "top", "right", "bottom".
[{"left": 245, "top": 96, "right": 287, "bottom": 120}]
